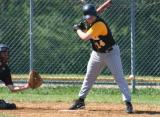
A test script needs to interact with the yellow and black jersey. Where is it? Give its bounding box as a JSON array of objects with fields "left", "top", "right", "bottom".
[
  {"left": 87, "top": 21, "right": 108, "bottom": 40},
  {"left": 86, "top": 17, "right": 115, "bottom": 53}
]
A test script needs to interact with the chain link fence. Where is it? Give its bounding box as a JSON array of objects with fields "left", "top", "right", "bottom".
[{"left": 0, "top": 0, "right": 160, "bottom": 87}]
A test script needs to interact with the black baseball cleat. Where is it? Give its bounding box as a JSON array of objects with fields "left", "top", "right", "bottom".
[
  {"left": 125, "top": 101, "right": 133, "bottom": 113},
  {"left": 69, "top": 99, "right": 85, "bottom": 110},
  {"left": 0, "top": 100, "right": 16, "bottom": 110}
]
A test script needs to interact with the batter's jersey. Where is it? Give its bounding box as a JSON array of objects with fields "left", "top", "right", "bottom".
[{"left": 86, "top": 17, "right": 116, "bottom": 53}]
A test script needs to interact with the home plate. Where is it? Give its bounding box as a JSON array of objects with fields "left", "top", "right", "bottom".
[{"left": 59, "top": 109, "right": 88, "bottom": 112}]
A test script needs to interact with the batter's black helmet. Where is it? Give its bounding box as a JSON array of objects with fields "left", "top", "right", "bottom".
[
  {"left": 0, "top": 44, "right": 9, "bottom": 52},
  {"left": 83, "top": 4, "right": 97, "bottom": 19}
]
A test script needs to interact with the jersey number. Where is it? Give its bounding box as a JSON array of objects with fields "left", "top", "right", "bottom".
[{"left": 95, "top": 40, "right": 106, "bottom": 49}]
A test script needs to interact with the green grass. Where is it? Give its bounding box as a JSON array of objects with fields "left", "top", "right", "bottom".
[
  {"left": 1, "top": 86, "right": 160, "bottom": 105},
  {"left": 0, "top": 114, "right": 14, "bottom": 117}
]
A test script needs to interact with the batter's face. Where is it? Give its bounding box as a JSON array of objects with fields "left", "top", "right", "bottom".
[{"left": 85, "top": 16, "right": 97, "bottom": 24}]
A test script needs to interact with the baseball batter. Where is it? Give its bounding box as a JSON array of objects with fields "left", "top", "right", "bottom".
[
  {"left": 0, "top": 44, "right": 30, "bottom": 109},
  {"left": 69, "top": 4, "right": 133, "bottom": 113}
]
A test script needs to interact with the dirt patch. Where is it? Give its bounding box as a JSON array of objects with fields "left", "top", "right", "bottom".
[{"left": 1, "top": 102, "right": 160, "bottom": 117}]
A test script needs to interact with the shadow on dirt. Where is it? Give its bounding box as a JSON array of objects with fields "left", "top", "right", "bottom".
[
  {"left": 89, "top": 109, "right": 160, "bottom": 115},
  {"left": 134, "top": 110, "right": 160, "bottom": 115}
]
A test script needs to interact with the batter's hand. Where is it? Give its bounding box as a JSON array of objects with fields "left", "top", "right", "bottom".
[
  {"left": 78, "top": 21, "right": 87, "bottom": 30},
  {"left": 73, "top": 24, "right": 80, "bottom": 32},
  {"left": 73, "top": 22, "right": 87, "bottom": 32}
]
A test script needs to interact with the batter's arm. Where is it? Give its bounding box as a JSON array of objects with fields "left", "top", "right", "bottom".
[{"left": 76, "top": 29, "right": 92, "bottom": 40}]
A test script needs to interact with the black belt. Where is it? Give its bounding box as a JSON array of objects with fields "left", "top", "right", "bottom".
[
  {"left": 93, "top": 44, "right": 115, "bottom": 53},
  {"left": 94, "top": 46, "right": 113, "bottom": 53},
  {"left": 106, "top": 46, "right": 113, "bottom": 52},
  {"left": 104, "top": 44, "right": 116, "bottom": 53}
]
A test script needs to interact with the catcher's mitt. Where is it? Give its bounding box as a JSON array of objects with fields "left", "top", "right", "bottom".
[{"left": 28, "top": 70, "right": 43, "bottom": 89}]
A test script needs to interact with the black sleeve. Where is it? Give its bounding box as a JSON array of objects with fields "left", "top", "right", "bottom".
[{"left": 0, "top": 65, "right": 13, "bottom": 86}]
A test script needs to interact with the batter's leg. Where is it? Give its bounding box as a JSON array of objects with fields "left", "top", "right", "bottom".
[
  {"left": 105, "top": 45, "right": 131, "bottom": 102},
  {"left": 79, "top": 51, "right": 106, "bottom": 99}
]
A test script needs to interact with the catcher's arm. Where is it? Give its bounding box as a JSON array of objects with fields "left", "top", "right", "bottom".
[
  {"left": 7, "top": 70, "right": 43, "bottom": 92},
  {"left": 7, "top": 84, "right": 30, "bottom": 93}
]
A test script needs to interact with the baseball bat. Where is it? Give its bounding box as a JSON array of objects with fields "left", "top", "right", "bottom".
[{"left": 96, "top": 0, "right": 112, "bottom": 14}]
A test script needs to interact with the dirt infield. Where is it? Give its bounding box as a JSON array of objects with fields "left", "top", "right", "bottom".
[{"left": 1, "top": 102, "right": 160, "bottom": 117}]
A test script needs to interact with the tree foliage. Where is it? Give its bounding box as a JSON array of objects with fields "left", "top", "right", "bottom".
[{"left": 0, "top": 0, "right": 159, "bottom": 75}]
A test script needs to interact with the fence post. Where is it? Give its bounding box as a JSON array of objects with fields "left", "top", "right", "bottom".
[
  {"left": 131, "top": 0, "right": 136, "bottom": 92},
  {"left": 29, "top": 0, "right": 33, "bottom": 71}
]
